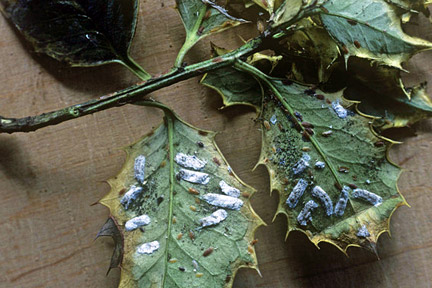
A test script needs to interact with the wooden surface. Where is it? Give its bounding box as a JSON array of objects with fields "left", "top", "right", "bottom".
[{"left": 1, "top": 1, "right": 432, "bottom": 287}]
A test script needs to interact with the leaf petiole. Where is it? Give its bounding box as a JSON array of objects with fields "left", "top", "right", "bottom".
[{"left": 121, "top": 56, "right": 152, "bottom": 81}]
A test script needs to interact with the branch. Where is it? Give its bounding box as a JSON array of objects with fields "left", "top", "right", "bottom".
[
  {"left": 0, "top": 37, "right": 261, "bottom": 133},
  {"left": 0, "top": 5, "right": 319, "bottom": 134}
]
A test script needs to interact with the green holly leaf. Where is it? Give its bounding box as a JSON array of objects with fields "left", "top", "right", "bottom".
[
  {"left": 252, "top": 73, "right": 407, "bottom": 252},
  {"left": 201, "top": 67, "right": 263, "bottom": 112},
  {"left": 0, "top": 0, "right": 150, "bottom": 80},
  {"left": 320, "top": 0, "right": 432, "bottom": 69},
  {"left": 175, "top": 0, "right": 247, "bottom": 66},
  {"left": 99, "top": 107, "right": 262, "bottom": 287}
]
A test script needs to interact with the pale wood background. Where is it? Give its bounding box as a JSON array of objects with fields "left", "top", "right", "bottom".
[{"left": 1, "top": 1, "right": 431, "bottom": 287}]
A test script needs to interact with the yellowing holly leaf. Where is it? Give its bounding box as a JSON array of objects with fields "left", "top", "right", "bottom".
[
  {"left": 272, "top": 0, "right": 303, "bottom": 26},
  {"left": 99, "top": 107, "right": 262, "bottom": 287},
  {"left": 256, "top": 78, "right": 407, "bottom": 252}
]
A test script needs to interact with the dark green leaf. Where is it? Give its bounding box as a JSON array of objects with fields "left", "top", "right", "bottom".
[
  {"left": 1, "top": 0, "right": 150, "bottom": 79},
  {"left": 201, "top": 67, "right": 263, "bottom": 112}
]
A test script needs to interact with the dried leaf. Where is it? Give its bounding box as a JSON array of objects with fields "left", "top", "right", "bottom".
[
  {"left": 99, "top": 109, "right": 262, "bottom": 287},
  {"left": 96, "top": 217, "right": 124, "bottom": 275}
]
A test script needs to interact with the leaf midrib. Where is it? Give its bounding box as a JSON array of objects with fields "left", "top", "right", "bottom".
[{"left": 162, "top": 114, "right": 175, "bottom": 286}]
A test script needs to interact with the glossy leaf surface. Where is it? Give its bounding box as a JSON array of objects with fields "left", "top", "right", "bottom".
[{"left": 0, "top": 0, "right": 149, "bottom": 78}]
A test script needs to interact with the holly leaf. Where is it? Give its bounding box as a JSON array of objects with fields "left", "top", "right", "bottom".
[
  {"left": 320, "top": 0, "right": 432, "bottom": 70},
  {"left": 272, "top": 0, "right": 303, "bottom": 26},
  {"left": 99, "top": 107, "right": 262, "bottom": 287},
  {"left": 249, "top": 0, "right": 284, "bottom": 13},
  {"left": 331, "top": 57, "right": 432, "bottom": 130},
  {"left": 278, "top": 18, "right": 340, "bottom": 82},
  {"left": 201, "top": 67, "right": 263, "bottom": 112},
  {"left": 255, "top": 77, "right": 407, "bottom": 252},
  {"left": 175, "top": 0, "right": 247, "bottom": 66},
  {"left": 347, "top": 79, "right": 432, "bottom": 131},
  {"left": 386, "top": 0, "right": 430, "bottom": 22},
  {"left": 200, "top": 43, "right": 263, "bottom": 111},
  {"left": 0, "top": 0, "right": 150, "bottom": 79}
]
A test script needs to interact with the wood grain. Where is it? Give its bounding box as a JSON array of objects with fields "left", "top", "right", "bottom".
[{"left": 1, "top": 1, "right": 432, "bottom": 287}]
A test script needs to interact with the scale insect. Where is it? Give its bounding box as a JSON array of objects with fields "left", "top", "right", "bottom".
[
  {"left": 334, "top": 186, "right": 350, "bottom": 216},
  {"left": 125, "top": 214, "right": 151, "bottom": 231},
  {"left": 201, "top": 193, "right": 244, "bottom": 210},
  {"left": 120, "top": 185, "right": 143, "bottom": 209},
  {"left": 219, "top": 180, "right": 240, "bottom": 198},
  {"left": 199, "top": 209, "right": 228, "bottom": 227},
  {"left": 311, "top": 186, "right": 333, "bottom": 216},
  {"left": 137, "top": 241, "right": 160, "bottom": 255},
  {"left": 331, "top": 100, "right": 348, "bottom": 119},
  {"left": 357, "top": 225, "right": 371, "bottom": 238},
  {"left": 286, "top": 179, "right": 308, "bottom": 208},
  {"left": 292, "top": 153, "right": 311, "bottom": 175},
  {"left": 177, "top": 169, "right": 210, "bottom": 185},
  {"left": 134, "top": 155, "right": 146, "bottom": 184},
  {"left": 297, "top": 200, "right": 319, "bottom": 226},
  {"left": 352, "top": 188, "right": 383, "bottom": 206},
  {"left": 174, "top": 152, "right": 207, "bottom": 170},
  {"left": 315, "top": 161, "right": 325, "bottom": 169}
]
